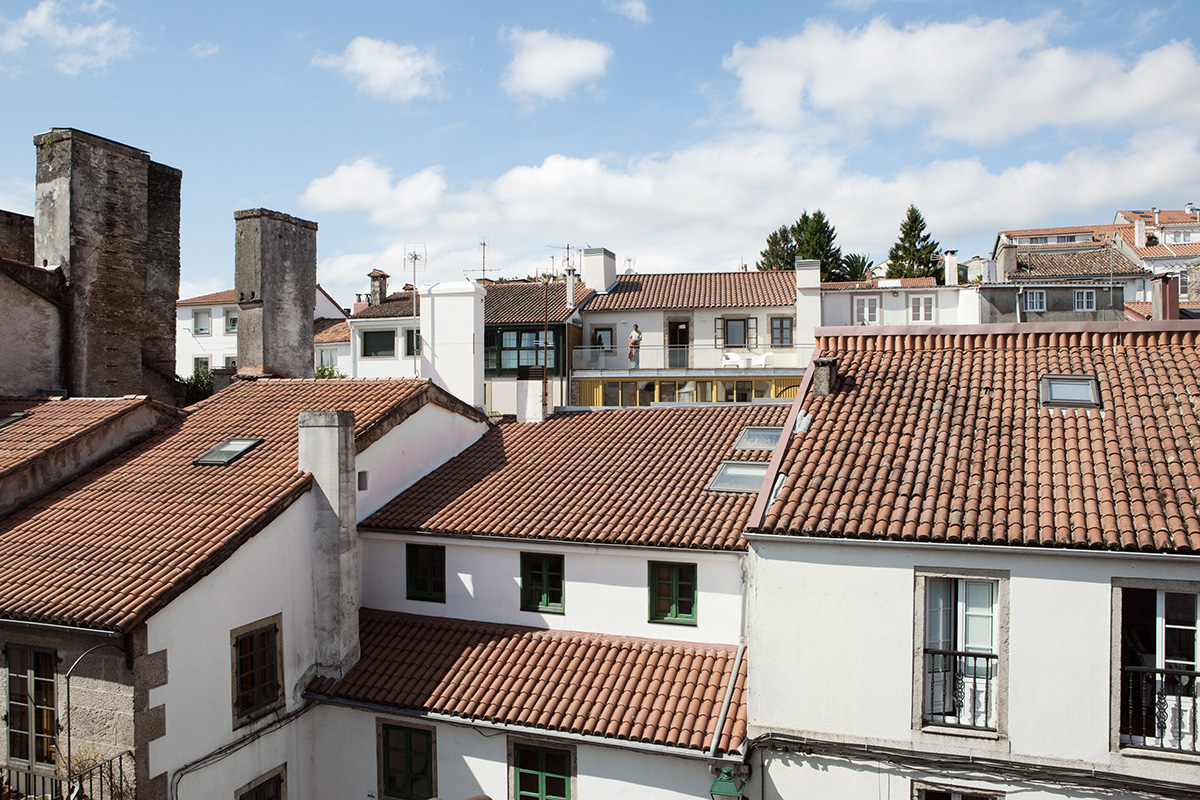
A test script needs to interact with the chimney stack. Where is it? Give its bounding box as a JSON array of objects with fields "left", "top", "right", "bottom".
[
  {"left": 996, "top": 238, "right": 1017, "bottom": 277},
  {"left": 582, "top": 247, "right": 616, "bottom": 293},
  {"left": 516, "top": 365, "right": 547, "bottom": 423},
  {"left": 1151, "top": 274, "right": 1180, "bottom": 321},
  {"left": 1152, "top": 207, "right": 1160, "bottom": 226},
  {"left": 368, "top": 269, "right": 389, "bottom": 306},
  {"left": 234, "top": 209, "right": 317, "bottom": 378},
  {"left": 943, "top": 249, "right": 959, "bottom": 286},
  {"left": 811, "top": 357, "right": 838, "bottom": 397},
  {"left": 565, "top": 267, "right": 578, "bottom": 310},
  {"left": 1135, "top": 219, "right": 1147, "bottom": 248},
  {"left": 33, "top": 128, "right": 181, "bottom": 400},
  {"left": 298, "top": 410, "right": 360, "bottom": 678},
  {"left": 419, "top": 280, "right": 486, "bottom": 407}
]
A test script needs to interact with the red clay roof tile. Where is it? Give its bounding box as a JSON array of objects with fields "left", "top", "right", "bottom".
[
  {"left": 306, "top": 609, "right": 747, "bottom": 755},
  {"left": 483, "top": 281, "right": 593, "bottom": 325},
  {"left": 177, "top": 289, "right": 236, "bottom": 306},
  {"left": 585, "top": 272, "right": 796, "bottom": 311},
  {"left": 363, "top": 404, "right": 790, "bottom": 550}
]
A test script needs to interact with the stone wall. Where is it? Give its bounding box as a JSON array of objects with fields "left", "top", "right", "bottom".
[
  {"left": 0, "top": 267, "right": 64, "bottom": 394},
  {"left": 0, "top": 210, "right": 34, "bottom": 264}
]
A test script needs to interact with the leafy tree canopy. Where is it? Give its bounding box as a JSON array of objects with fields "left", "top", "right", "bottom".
[{"left": 886, "top": 204, "right": 941, "bottom": 281}]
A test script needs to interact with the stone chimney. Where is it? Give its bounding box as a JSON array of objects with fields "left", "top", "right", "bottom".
[
  {"left": 419, "top": 280, "right": 486, "bottom": 407},
  {"left": 582, "top": 247, "right": 617, "bottom": 293},
  {"left": 234, "top": 209, "right": 316, "bottom": 378},
  {"left": 565, "top": 267, "right": 578, "bottom": 310},
  {"left": 298, "top": 410, "right": 359, "bottom": 678},
  {"left": 811, "top": 357, "right": 838, "bottom": 397},
  {"left": 33, "top": 128, "right": 181, "bottom": 400},
  {"left": 368, "top": 269, "right": 389, "bottom": 306},
  {"left": 995, "top": 237, "right": 1018, "bottom": 278},
  {"left": 1135, "top": 219, "right": 1146, "bottom": 248},
  {"left": 944, "top": 249, "right": 959, "bottom": 286},
  {"left": 1151, "top": 274, "right": 1180, "bottom": 321},
  {"left": 516, "top": 365, "right": 547, "bottom": 423}
]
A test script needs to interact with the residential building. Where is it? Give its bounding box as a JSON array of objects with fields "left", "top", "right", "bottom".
[
  {"left": 1113, "top": 206, "right": 1200, "bottom": 299},
  {"left": 740, "top": 320, "right": 1200, "bottom": 800},
  {"left": 175, "top": 284, "right": 345, "bottom": 377}
]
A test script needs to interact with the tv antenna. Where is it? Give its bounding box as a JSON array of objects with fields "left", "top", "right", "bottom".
[
  {"left": 479, "top": 237, "right": 488, "bottom": 279},
  {"left": 405, "top": 243, "right": 427, "bottom": 319},
  {"left": 544, "top": 244, "right": 572, "bottom": 278},
  {"left": 624, "top": 255, "right": 636, "bottom": 273}
]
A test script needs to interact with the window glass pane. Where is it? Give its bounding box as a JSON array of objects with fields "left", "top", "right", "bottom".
[
  {"left": 926, "top": 579, "right": 953, "bottom": 650},
  {"left": 520, "top": 332, "right": 538, "bottom": 348},
  {"left": 726, "top": 319, "right": 746, "bottom": 347},
  {"left": 638, "top": 382, "right": 655, "bottom": 406},
  {"left": 1046, "top": 379, "right": 1094, "bottom": 403},
  {"left": 363, "top": 330, "right": 396, "bottom": 357},
  {"left": 503, "top": 331, "right": 518, "bottom": 348},
  {"left": 620, "top": 382, "right": 635, "bottom": 407},
  {"left": 696, "top": 381, "right": 712, "bottom": 402},
  {"left": 708, "top": 461, "right": 769, "bottom": 492},
  {"left": 501, "top": 350, "right": 518, "bottom": 369},
  {"left": 1165, "top": 593, "right": 1196, "bottom": 627},
  {"left": 601, "top": 382, "right": 619, "bottom": 406},
  {"left": 734, "top": 427, "right": 783, "bottom": 450}
]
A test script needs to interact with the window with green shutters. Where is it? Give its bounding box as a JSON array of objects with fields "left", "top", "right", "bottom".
[
  {"left": 648, "top": 562, "right": 697, "bottom": 624},
  {"left": 520, "top": 553, "right": 565, "bottom": 613},
  {"left": 513, "top": 744, "right": 571, "bottom": 800},
  {"left": 381, "top": 724, "right": 435, "bottom": 799},
  {"left": 406, "top": 543, "right": 445, "bottom": 603}
]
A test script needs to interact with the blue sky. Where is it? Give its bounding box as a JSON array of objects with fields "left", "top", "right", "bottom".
[{"left": 2, "top": 0, "right": 1198, "bottom": 305}]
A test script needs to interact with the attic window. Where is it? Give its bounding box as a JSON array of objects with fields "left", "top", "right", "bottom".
[
  {"left": 1039, "top": 375, "right": 1101, "bottom": 409},
  {"left": 733, "top": 426, "right": 783, "bottom": 450},
  {"left": 707, "top": 461, "right": 769, "bottom": 493},
  {"left": 194, "top": 437, "right": 263, "bottom": 466},
  {"left": 0, "top": 412, "right": 29, "bottom": 430}
]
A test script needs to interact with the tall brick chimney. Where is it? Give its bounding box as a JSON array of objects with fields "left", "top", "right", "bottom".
[
  {"left": 33, "top": 129, "right": 181, "bottom": 400},
  {"left": 368, "top": 269, "right": 389, "bottom": 306},
  {"left": 234, "top": 209, "right": 317, "bottom": 378}
]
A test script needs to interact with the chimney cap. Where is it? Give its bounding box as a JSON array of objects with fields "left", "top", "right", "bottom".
[{"left": 368, "top": 269, "right": 390, "bottom": 278}]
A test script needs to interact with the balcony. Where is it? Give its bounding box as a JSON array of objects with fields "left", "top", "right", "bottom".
[
  {"left": 923, "top": 649, "right": 999, "bottom": 730},
  {"left": 2, "top": 749, "right": 134, "bottom": 800},
  {"left": 1122, "top": 666, "right": 1199, "bottom": 753},
  {"left": 572, "top": 344, "right": 814, "bottom": 372}
]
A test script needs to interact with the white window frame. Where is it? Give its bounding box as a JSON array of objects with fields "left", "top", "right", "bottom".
[
  {"left": 909, "top": 294, "right": 935, "bottom": 324},
  {"left": 1180, "top": 271, "right": 1189, "bottom": 299},
  {"left": 318, "top": 348, "right": 337, "bottom": 368},
  {"left": 224, "top": 307, "right": 239, "bottom": 333},
  {"left": 1170, "top": 230, "right": 1194, "bottom": 244},
  {"left": 1074, "top": 289, "right": 1097, "bottom": 312},
  {"left": 404, "top": 327, "right": 421, "bottom": 358},
  {"left": 853, "top": 295, "right": 880, "bottom": 326},
  {"left": 192, "top": 309, "right": 211, "bottom": 336},
  {"left": 1028, "top": 236, "right": 1048, "bottom": 245},
  {"left": 193, "top": 356, "right": 210, "bottom": 373},
  {"left": 1055, "top": 235, "right": 1076, "bottom": 244},
  {"left": 1022, "top": 290, "right": 1046, "bottom": 312},
  {"left": 360, "top": 328, "right": 398, "bottom": 360}
]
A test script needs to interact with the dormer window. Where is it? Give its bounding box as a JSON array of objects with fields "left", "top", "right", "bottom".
[
  {"left": 1169, "top": 230, "right": 1194, "bottom": 244},
  {"left": 1029, "top": 236, "right": 1048, "bottom": 245},
  {"left": 707, "top": 461, "right": 769, "bottom": 492},
  {"left": 1039, "top": 375, "right": 1101, "bottom": 409},
  {"left": 194, "top": 437, "right": 264, "bottom": 466},
  {"left": 733, "top": 427, "right": 783, "bottom": 450}
]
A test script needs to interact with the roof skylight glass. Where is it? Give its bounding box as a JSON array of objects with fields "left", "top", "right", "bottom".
[
  {"left": 1039, "top": 375, "right": 1101, "bottom": 409},
  {"left": 0, "top": 412, "right": 29, "bottom": 430},
  {"left": 707, "top": 461, "right": 769, "bottom": 493},
  {"left": 194, "top": 437, "right": 264, "bottom": 466},
  {"left": 733, "top": 426, "right": 784, "bottom": 451}
]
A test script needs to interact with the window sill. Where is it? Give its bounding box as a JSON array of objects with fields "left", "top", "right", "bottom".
[
  {"left": 919, "top": 724, "right": 1001, "bottom": 740},
  {"left": 522, "top": 607, "right": 565, "bottom": 615},
  {"left": 649, "top": 618, "right": 698, "bottom": 627},
  {"left": 406, "top": 595, "right": 446, "bottom": 604},
  {"left": 1117, "top": 744, "right": 1200, "bottom": 766},
  {"left": 234, "top": 697, "right": 286, "bottom": 731}
]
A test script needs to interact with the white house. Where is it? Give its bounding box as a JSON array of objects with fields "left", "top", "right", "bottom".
[{"left": 740, "top": 320, "right": 1200, "bottom": 800}]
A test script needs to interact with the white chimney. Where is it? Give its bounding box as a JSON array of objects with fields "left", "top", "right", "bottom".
[
  {"left": 582, "top": 247, "right": 617, "bottom": 293},
  {"left": 944, "top": 249, "right": 959, "bottom": 286},
  {"left": 1153, "top": 207, "right": 1160, "bottom": 226},
  {"left": 515, "top": 366, "right": 547, "bottom": 423},
  {"left": 565, "top": 267, "right": 578, "bottom": 310},
  {"left": 298, "top": 409, "right": 359, "bottom": 678},
  {"left": 419, "top": 280, "right": 486, "bottom": 407},
  {"left": 1135, "top": 219, "right": 1147, "bottom": 248}
]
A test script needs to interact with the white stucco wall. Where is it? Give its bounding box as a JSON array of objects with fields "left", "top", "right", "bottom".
[
  {"left": 746, "top": 536, "right": 1200, "bottom": 791},
  {"left": 348, "top": 319, "right": 420, "bottom": 379},
  {"left": 307, "top": 704, "right": 718, "bottom": 800},
  {"left": 485, "top": 375, "right": 569, "bottom": 414},
  {"left": 360, "top": 534, "right": 744, "bottom": 645},
  {"left": 820, "top": 286, "right": 980, "bottom": 328},
  {"left": 146, "top": 496, "right": 318, "bottom": 798},
  {"left": 175, "top": 304, "right": 237, "bottom": 376}
]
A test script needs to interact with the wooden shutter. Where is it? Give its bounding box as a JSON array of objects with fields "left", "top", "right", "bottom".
[
  {"left": 715, "top": 317, "right": 725, "bottom": 348},
  {"left": 748, "top": 317, "right": 758, "bottom": 348}
]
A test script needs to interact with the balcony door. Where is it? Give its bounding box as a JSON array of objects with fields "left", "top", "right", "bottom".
[
  {"left": 667, "top": 321, "right": 689, "bottom": 368},
  {"left": 1121, "top": 588, "right": 1199, "bottom": 752}
]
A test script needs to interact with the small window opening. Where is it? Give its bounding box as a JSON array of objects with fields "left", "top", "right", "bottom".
[
  {"left": 0, "top": 411, "right": 29, "bottom": 430},
  {"left": 357, "top": 471, "right": 369, "bottom": 491},
  {"left": 707, "top": 461, "right": 769, "bottom": 493},
  {"left": 733, "top": 426, "right": 783, "bottom": 450},
  {"left": 1039, "top": 375, "right": 1101, "bottom": 409},
  {"left": 194, "top": 437, "right": 264, "bottom": 466}
]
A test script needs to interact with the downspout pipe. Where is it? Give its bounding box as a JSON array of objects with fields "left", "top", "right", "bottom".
[{"left": 707, "top": 642, "right": 745, "bottom": 758}]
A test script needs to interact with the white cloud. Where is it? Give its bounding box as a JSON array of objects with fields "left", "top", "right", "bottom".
[
  {"left": 301, "top": 126, "right": 1200, "bottom": 304},
  {"left": 314, "top": 36, "right": 444, "bottom": 101},
  {"left": 501, "top": 28, "right": 613, "bottom": 101},
  {"left": 0, "top": 0, "right": 134, "bottom": 75},
  {"left": 188, "top": 41, "right": 218, "bottom": 59},
  {"left": 605, "top": 0, "right": 651, "bottom": 23},
  {"left": 723, "top": 16, "right": 1200, "bottom": 145}
]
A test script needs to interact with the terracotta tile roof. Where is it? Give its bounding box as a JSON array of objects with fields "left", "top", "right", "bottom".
[
  {"left": 1010, "top": 247, "right": 1146, "bottom": 278},
  {"left": 998, "top": 224, "right": 1119, "bottom": 238},
  {"left": 820, "top": 277, "right": 937, "bottom": 291},
  {"left": 177, "top": 289, "right": 236, "bottom": 306},
  {"left": 306, "top": 610, "right": 747, "bottom": 755},
  {"left": 1124, "top": 301, "right": 1200, "bottom": 321},
  {"left": 0, "top": 379, "right": 486, "bottom": 633},
  {"left": 313, "top": 318, "right": 350, "bottom": 344},
  {"left": 755, "top": 325, "right": 1200, "bottom": 554},
  {"left": 1117, "top": 209, "right": 1200, "bottom": 226},
  {"left": 483, "top": 281, "right": 593, "bottom": 325},
  {"left": 352, "top": 292, "right": 418, "bottom": 320},
  {"left": 363, "top": 404, "right": 791, "bottom": 550},
  {"left": 0, "top": 396, "right": 173, "bottom": 480},
  {"left": 585, "top": 272, "right": 796, "bottom": 311}
]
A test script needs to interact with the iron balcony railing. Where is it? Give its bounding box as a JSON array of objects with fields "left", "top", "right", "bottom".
[
  {"left": 923, "top": 648, "right": 999, "bottom": 730},
  {"left": 573, "top": 344, "right": 814, "bottom": 371},
  {"left": 3, "top": 762, "right": 63, "bottom": 800},
  {"left": 3, "top": 749, "right": 135, "bottom": 800},
  {"left": 1121, "top": 666, "right": 1200, "bottom": 753}
]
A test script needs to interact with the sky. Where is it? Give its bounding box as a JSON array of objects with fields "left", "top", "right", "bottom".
[{"left": 2, "top": 0, "right": 1199, "bottom": 306}]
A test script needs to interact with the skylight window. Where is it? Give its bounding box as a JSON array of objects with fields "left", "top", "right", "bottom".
[
  {"left": 1039, "top": 375, "right": 1101, "bottom": 409},
  {"left": 0, "top": 412, "right": 29, "bottom": 430},
  {"left": 733, "top": 426, "right": 784, "bottom": 450},
  {"left": 194, "top": 437, "right": 263, "bottom": 466},
  {"left": 707, "top": 461, "right": 769, "bottom": 493}
]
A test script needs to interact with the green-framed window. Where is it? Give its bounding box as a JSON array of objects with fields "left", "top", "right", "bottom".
[
  {"left": 406, "top": 543, "right": 445, "bottom": 603},
  {"left": 513, "top": 744, "right": 571, "bottom": 800},
  {"left": 521, "top": 553, "right": 565, "bottom": 613},
  {"left": 5, "top": 644, "right": 57, "bottom": 766},
  {"left": 648, "top": 562, "right": 697, "bottom": 625},
  {"left": 381, "top": 724, "right": 435, "bottom": 799}
]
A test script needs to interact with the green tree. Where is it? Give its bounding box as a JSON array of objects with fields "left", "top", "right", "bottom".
[
  {"left": 314, "top": 364, "right": 348, "bottom": 379},
  {"left": 756, "top": 209, "right": 842, "bottom": 280},
  {"left": 835, "top": 253, "right": 875, "bottom": 282},
  {"left": 181, "top": 366, "right": 213, "bottom": 405},
  {"left": 886, "top": 205, "right": 941, "bottom": 281}
]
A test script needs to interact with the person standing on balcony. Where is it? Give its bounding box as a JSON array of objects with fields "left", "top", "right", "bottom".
[{"left": 628, "top": 324, "right": 642, "bottom": 367}]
